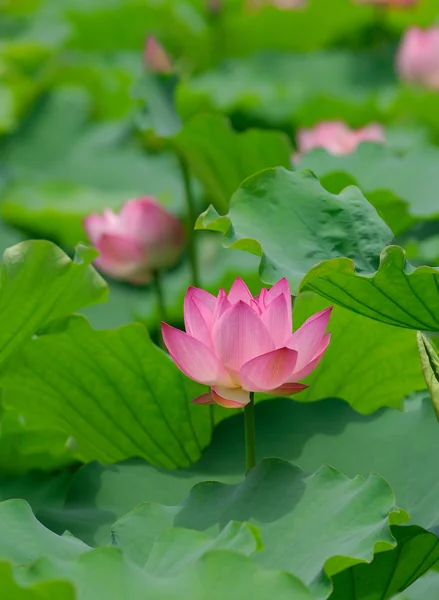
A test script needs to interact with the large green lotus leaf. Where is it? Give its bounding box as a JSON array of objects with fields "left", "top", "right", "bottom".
[
  {"left": 173, "top": 114, "right": 293, "bottom": 213},
  {"left": 329, "top": 525, "right": 439, "bottom": 599},
  {"left": 0, "top": 500, "right": 90, "bottom": 564},
  {"left": 177, "top": 50, "right": 395, "bottom": 128},
  {"left": 1, "top": 499, "right": 312, "bottom": 600},
  {"left": 196, "top": 168, "right": 393, "bottom": 295},
  {"left": 173, "top": 459, "right": 404, "bottom": 599},
  {"left": 111, "top": 508, "right": 260, "bottom": 567},
  {"left": 0, "top": 562, "right": 75, "bottom": 600},
  {"left": 297, "top": 143, "right": 439, "bottom": 227},
  {"left": 44, "top": 392, "right": 439, "bottom": 548},
  {"left": 301, "top": 246, "right": 439, "bottom": 331},
  {"left": 0, "top": 87, "right": 185, "bottom": 246},
  {"left": 1, "top": 316, "right": 211, "bottom": 469},
  {"left": 394, "top": 567, "right": 439, "bottom": 600},
  {"left": 0, "top": 241, "right": 107, "bottom": 366},
  {"left": 291, "top": 294, "right": 424, "bottom": 413},
  {"left": 18, "top": 547, "right": 314, "bottom": 600},
  {"left": 0, "top": 408, "right": 74, "bottom": 475},
  {"left": 417, "top": 333, "right": 439, "bottom": 420}
]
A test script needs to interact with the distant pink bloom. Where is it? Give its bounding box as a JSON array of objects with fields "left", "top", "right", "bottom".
[
  {"left": 295, "top": 121, "right": 385, "bottom": 159},
  {"left": 355, "top": 0, "right": 417, "bottom": 5},
  {"left": 162, "top": 278, "right": 332, "bottom": 408},
  {"left": 397, "top": 27, "right": 439, "bottom": 90},
  {"left": 84, "top": 198, "right": 185, "bottom": 284},
  {"left": 144, "top": 36, "right": 172, "bottom": 74},
  {"left": 206, "top": 0, "right": 222, "bottom": 13}
]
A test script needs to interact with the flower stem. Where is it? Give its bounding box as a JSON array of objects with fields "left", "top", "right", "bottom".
[
  {"left": 152, "top": 269, "right": 167, "bottom": 350},
  {"left": 244, "top": 392, "right": 256, "bottom": 473},
  {"left": 178, "top": 154, "right": 200, "bottom": 288}
]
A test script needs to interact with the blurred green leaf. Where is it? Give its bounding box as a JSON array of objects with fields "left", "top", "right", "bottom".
[
  {"left": 177, "top": 50, "right": 395, "bottom": 128},
  {"left": 0, "top": 562, "right": 75, "bottom": 600},
  {"left": 394, "top": 567, "right": 439, "bottom": 600},
  {"left": 196, "top": 168, "right": 393, "bottom": 295},
  {"left": 1, "top": 88, "right": 185, "bottom": 246},
  {"left": 1, "top": 316, "right": 211, "bottom": 469},
  {"left": 0, "top": 240, "right": 107, "bottom": 367},
  {"left": 301, "top": 246, "right": 439, "bottom": 331},
  {"left": 297, "top": 143, "right": 439, "bottom": 235},
  {"left": 174, "top": 114, "right": 293, "bottom": 213}
]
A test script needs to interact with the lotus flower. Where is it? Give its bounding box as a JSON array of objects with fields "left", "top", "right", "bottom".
[
  {"left": 144, "top": 36, "right": 172, "bottom": 74},
  {"left": 295, "top": 121, "right": 385, "bottom": 159},
  {"left": 162, "top": 278, "right": 332, "bottom": 408},
  {"left": 84, "top": 197, "right": 185, "bottom": 284},
  {"left": 396, "top": 27, "right": 439, "bottom": 90}
]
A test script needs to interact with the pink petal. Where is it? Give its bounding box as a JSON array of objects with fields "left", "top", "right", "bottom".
[
  {"left": 184, "top": 288, "right": 215, "bottom": 337},
  {"left": 288, "top": 307, "right": 332, "bottom": 370},
  {"left": 264, "top": 278, "right": 292, "bottom": 329},
  {"left": 84, "top": 214, "right": 107, "bottom": 244},
  {"left": 268, "top": 383, "right": 309, "bottom": 396},
  {"left": 290, "top": 332, "right": 331, "bottom": 381},
  {"left": 192, "top": 392, "right": 214, "bottom": 405},
  {"left": 162, "top": 323, "right": 232, "bottom": 386},
  {"left": 213, "top": 289, "right": 231, "bottom": 322},
  {"left": 227, "top": 278, "right": 253, "bottom": 304},
  {"left": 213, "top": 301, "right": 275, "bottom": 373},
  {"left": 240, "top": 348, "right": 298, "bottom": 392},
  {"left": 261, "top": 293, "right": 291, "bottom": 348},
  {"left": 255, "top": 288, "right": 268, "bottom": 310},
  {"left": 97, "top": 233, "right": 145, "bottom": 263},
  {"left": 184, "top": 297, "right": 214, "bottom": 350},
  {"left": 211, "top": 386, "right": 250, "bottom": 408},
  {"left": 185, "top": 286, "right": 216, "bottom": 313}
]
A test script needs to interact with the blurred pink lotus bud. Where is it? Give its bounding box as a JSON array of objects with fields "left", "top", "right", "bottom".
[
  {"left": 295, "top": 121, "right": 385, "bottom": 159},
  {"left": 162, "top": 278, "right": 332, "bottom": 408},
  {"left": 84, "top": 198, "right": 185, "bottom": 284},
  {"left": 144, "top": 36, "right": 172, "bottom": 74},
  {"left": 397, "top": 27, "right": 439, "bottom": 90}
]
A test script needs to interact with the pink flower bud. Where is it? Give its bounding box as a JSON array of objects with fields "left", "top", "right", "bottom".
[
  {"left": 397, "top": 27, "right": 439, "bottom": 90},
  {"left": 144, "top": 36, "right": 172, "bottom": 74},
  {"left": 162, "top": 278, "right": 332, "bottom": 408},
  {"left": 84, "top": 198, "right": 185, "bottom": 284},
  {"left": 295, "top": 121, "right": 385, "bottom": 160}
]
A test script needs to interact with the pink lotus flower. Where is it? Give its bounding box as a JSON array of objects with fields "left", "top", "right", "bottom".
[
  {"left": 84, "top": 198, "right": 185, "bottom": 284},
  {"left": 162, "top": 278, "right": 332, "bottom": 408},
  {"left": 144, "top": 36, "right": 172, "bottom": 74},
  {"left": 396, "top": 27, "right": 439, "bottom": 90},
  {"left": 295, "top": 121, "right": 385, "bottom": 160}
]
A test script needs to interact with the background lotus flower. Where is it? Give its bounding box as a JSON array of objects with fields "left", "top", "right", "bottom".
[
  {"left": 162, "top": 278, "right": 332, "bottom": 408},
  {"left": 247, "top": 0, "right": 306, "bottom": 10},
  {"left": 397, "top": 27, "right": 439, "bottom": 90},
  {"left": 84, "top": 197, "right": 185, "bottom": 284},
  {"left": 295, "top": 121, "right": 385, "bottom": 159},
  {"left": 144, "top": 36, "right": 173, "bottom": 74}
]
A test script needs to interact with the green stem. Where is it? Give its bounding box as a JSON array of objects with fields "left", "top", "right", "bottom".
[
  {"left": 152, "top": 269, "right": 167, "bottom": 350},
  {"left": 178, "top": 154, "right": 200, "bottom": 288},
  {"left": 244, "top": 392, "right": 256, "bottom": 473}
]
